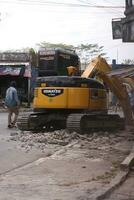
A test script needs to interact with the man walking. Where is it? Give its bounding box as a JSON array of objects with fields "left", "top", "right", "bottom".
[{"left": 5, "top": 81, "right": 20, "bottom": 128}]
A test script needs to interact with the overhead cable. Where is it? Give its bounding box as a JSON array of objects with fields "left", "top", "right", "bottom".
[{"left": 0, "top": 0, "right": 125, "bottom": 9}]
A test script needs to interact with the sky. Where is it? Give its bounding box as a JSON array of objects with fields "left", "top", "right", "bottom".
[{"left": 0, "top": 0, "right": 133, "bottom": 63}]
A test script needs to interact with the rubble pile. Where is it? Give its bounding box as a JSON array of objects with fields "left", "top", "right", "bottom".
[
  {"left": 10, "top": 129, "right": 80, "bottom": 151},
  {"left": 7, "top": 127, "right": 134, "bottom": 193},
  {"left": 9, "top": 128, "right": 134, "bottom": 160},
  {"left": 79, "top": 129, "right": 134, "bottom": 163}
]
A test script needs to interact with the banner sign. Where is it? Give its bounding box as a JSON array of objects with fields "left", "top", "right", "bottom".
[
  {"left": 0, "top": 66, "right": 21, "bottom": 76},
  {"left": 0, "top": 65, "right": 31, "bottom": 77},
  {"left": 0, "top": 53, "right": 30, "bottom": 62}
]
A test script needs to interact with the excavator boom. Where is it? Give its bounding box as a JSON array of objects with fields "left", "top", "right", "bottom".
[{"left": 81, "top": 56, "right": 133, "bottom": 125}]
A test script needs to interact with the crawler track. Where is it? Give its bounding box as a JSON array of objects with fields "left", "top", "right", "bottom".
[
  {"left": 66, "top": 113, "right": 125, "bottom": 133},
  {"left": 17, "top": 112, "right": 33, "bottom": 131},
  {"left": 17, "top": 112, "right": 125, "bottom": 133},
  {"left": 17, "top": 112, "right": 67, "bottom": 132}
]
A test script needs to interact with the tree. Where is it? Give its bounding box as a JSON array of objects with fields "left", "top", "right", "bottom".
[
  {"left": 75, "top": 44, "right": 106, "bottom": 68},
  {"left": 121, "top": 59, "right": 134, "bottom": 65},
  {"left": 37, "top": 41, "right": 74, "bottom": 50}
]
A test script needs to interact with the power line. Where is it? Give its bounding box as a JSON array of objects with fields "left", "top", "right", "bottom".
[
  {"left": 76, "top": 0, "right": 124, "bottom": 15},
  {"left": 103, "top": 0, "right": 122, "bottom": 4},
  {"left": 76, "top": 0, "right": 95, "bottom": 6},
  {"left": 100, "top": 0, "right": 125, "bottom": 12},
  {"left": 0, "top": 0, "right": 125, "bottom": 9},
  {"left": 76, "top": 0, "right": 124, "bottom": 14}
]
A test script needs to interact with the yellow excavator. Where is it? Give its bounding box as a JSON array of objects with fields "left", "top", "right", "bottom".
[{"left": 17, "top": 56, "right": 133, "bottom": 133}]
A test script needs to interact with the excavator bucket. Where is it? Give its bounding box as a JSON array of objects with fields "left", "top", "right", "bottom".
[{"left": 81, "top": 56, "right": 112, "bottom": 78}]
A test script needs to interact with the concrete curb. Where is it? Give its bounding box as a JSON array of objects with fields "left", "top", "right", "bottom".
[
  {"left": 89, "top": 144, "right": 134, "bottom": 200},
  {"left": 88, "top": 170, "right": 129, "bottom": 200},
  {"left": 0, "top": 108, "right": 32, "bottom": 113},
  {"left": 120, "top": 152, "right": 134, "bottom": 170},
  {"left": 120, "top": 146, "right": 134, "bottom": 170}
]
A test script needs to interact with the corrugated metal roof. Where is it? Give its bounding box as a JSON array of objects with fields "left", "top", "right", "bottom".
[
  {"left": 109, "top": 66, "right": 134, "bottom": 78},
  {"left": 0, "top": 62, "right": 29, "bottom": 65}
]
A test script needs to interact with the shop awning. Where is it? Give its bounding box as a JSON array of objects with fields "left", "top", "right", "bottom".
[{"left": 0, "top": 62, "right": 31, "bottom": 77}]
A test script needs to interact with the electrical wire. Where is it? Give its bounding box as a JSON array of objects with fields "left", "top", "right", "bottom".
[
  {"left": 101, "top": 0, "right": 125, "bottom": 12},
  {"left": 0, "top": 0, "right": 125, "bottom": 9},
  {"left": 76, "top": 0, "right": 124, "bottom": 14},
  {"left": 76, "top": 0, "right": 95, "bottom": 6},
  {"left": 0, "top": 0, "right": 124, "bottom": 17},
  {"left": 0, "top": 0, "right": 126, "bottom": 53}
]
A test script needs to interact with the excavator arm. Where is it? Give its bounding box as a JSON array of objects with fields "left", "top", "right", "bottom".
[
  {"left": 98, "top": 72, "right": 132, "bottom": 125},
  {"left": 81, "top": 56, "right": 133, "bottom": 125}
]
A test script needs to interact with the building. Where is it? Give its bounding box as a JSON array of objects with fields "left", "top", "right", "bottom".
[
  {"left": 0, "top": 52, "right": 32, "bottom": 105},
  {"left": 112, "top": 0, "right": 134, "bottom": 42}
]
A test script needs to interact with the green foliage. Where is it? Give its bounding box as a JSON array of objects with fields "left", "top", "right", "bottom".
[
  {"left": 121, "top": 59, "right": 134, "bottom": 65},
  {"left": 75, "top": 43, "right": 106, "bottom": 68},
  {"left": 37, "top": 41, "right": 74, "bottom": 50},
  {"left": 3, "top": 42, "right": 106, "bottom": 68}
]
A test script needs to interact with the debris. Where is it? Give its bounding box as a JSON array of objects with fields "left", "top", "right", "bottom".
[{"left": 10, "top": 132, "right": 18, "bottom": 136}]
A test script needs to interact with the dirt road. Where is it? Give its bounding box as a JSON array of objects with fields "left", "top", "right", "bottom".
[
  {"left": 0, "top": 111, "right": 134, "bottom": 199},
  {"left": 0, "top": 112, "right": 44, "bottom": 174}
]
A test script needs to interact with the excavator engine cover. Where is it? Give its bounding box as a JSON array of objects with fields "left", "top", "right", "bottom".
[{"left": 17, "top": 76, "right": 125, "bottom": 132}]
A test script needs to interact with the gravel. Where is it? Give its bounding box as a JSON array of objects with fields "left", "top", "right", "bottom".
[{"left": 9, "top": 128, "right": 134, "bottom": 160}]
